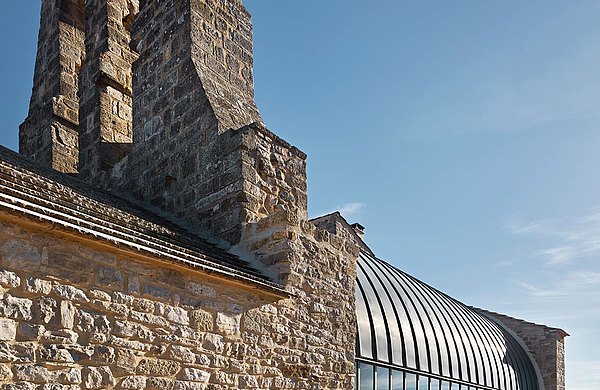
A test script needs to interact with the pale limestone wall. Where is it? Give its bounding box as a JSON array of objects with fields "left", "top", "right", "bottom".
[{"left": 0, "top": 213, "right": 357, "bottom": 390}]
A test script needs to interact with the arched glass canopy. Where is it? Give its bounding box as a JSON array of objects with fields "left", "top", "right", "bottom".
[{"left": 356, "top": 251, "right": 541, "bottom": 390}]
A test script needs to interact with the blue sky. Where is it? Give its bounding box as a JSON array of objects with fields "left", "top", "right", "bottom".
[{"left": 1, "top": 1, "right": 598, "bottom": 388}]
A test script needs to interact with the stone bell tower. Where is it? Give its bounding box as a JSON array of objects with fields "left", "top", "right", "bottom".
[{"left": 20, "top": 3, "right": 358, "bottom": 387}]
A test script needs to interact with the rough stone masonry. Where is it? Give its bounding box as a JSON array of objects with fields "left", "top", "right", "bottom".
[{"left": 12, "top": 0, "right": 359, "bottom": 389}]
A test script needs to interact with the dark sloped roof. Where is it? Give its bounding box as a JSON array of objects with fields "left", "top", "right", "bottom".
[
  {"left": 0, "top": 145, "right": 287, "bottom": 296},
  {"left": 356, "top": 250, "right": 541, "bottom": 390}
]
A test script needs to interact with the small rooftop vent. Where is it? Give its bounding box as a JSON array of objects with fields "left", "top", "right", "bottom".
[{"left": 351, "top": 222, "right": 365, "bottom": 239}]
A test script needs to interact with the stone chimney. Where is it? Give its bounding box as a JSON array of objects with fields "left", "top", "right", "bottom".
[{"left": 351, "top": 222, "right": 365, "bottom": 239}]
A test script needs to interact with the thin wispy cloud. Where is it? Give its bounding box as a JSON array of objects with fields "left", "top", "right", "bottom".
[
  {"left": 504, "top": 208, "right": 600, "bottom": 390},
  {"left": 516, "top": 281, "right": 570, "bottom": 298},
  {"left": 314, "top": 202, "right": 367, "bottom": 220},
  {"left": 337, "top": 202, "right": 366, "bottom": 218},
  {"left": 506, "top": 206, "right": 600, "bottom": 266},
  {"left": 515, "top": 271, "right": 600, "bottom": 299}
]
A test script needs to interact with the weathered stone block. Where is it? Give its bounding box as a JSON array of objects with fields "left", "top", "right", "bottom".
[
  {"left": 181, "top": 368, "right": 210, "bottom": 383},
  {"left": 146, "top": 377, "right": 175, "bottom": 390},
  {"left": 2, "top": 382, "right": 35, "bottom": 390},
  {"left": 136, "top": 359, "right": 180, "bottom": 377},
  {"left": 202, "top": 334, "right": 224, "bottom": 353},
  {"left": 0, "top": 319, "right": 16, "bottom": 341},
  {"left": 189, "top": 309, "right": 213, "bottom": 332},
  {"left": 13, "top": 365, "right": 52, "bottom": 383},
  {"left": 39, "top": 385, "right": 80, "bottom": 390},
  {"left": 34, "top": 296, "right": 57, "bottom": 324},
  {"left": 238, "top": 375, "right": 259, "bottom": 389},
  {"left": 96, "top": 266, "right": 123, "bottom": 288},
  {"left": 60, "top": 300, "right": 75, "bottom": 329},
  {"left": 174, "top": 381, "right": 206, "bottom": 390},
  {"left": 216, "top": 313, "right": 240, "bottom": 336},
  {"left": 0, "top": 363, "right": 12, "bottom": 381},
  {"left": 167, "top": 346, "right": 195, "bottom": 364},
  {"left": 120, "top": 376, "right": 147, "bottom": 390},
  {"left": 0, "top": 270, "right": 20, "bottom": 288},
  {"left": 39, "top": 345, "right": 74, "bottom": 363},
  {"left": 1, "top": 239, "right": 41, "bottom": 270},
  {"left": 24, "top": 278, "right": 52, "bottom": 295},
  {"left": 186, "top": 282, "right": 216, "bottom": 298},
  {"left": 83, "top": 366, "right": 116, "bottom": 389},
  {"left": 163, "top": 305, "right": 188, "bottom": 326},
  {"left": 53, "top": 285, "right": 89, "bottom": 302},
  {"left": 0, "top": 295, "right": 33, "bottom": 320}
]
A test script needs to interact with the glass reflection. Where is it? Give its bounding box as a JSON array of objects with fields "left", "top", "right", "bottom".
[
  {"left": 406, "top": 373, "right": 417, "bottom": 390},
  {"left": 391, "top": 370, "right": 404, "bottom": 390},
  {"left": 356, "top": 363, "right": 490, "bottom": 390},
  {"left": 377, "top": 367, "right": 390, "bottom": 390},
  {"left": 360, "top": 363, "right": 374, "bottom": 390},
  {"left": 418, "top": 376, "right": 428, "bottom": 390}
]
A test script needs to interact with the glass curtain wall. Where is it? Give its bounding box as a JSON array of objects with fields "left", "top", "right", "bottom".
[{"left": 357, "top": 362, "right": 489, "bottom": 390}]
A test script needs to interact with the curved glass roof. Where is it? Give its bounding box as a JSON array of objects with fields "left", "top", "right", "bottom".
[{"left": 356, "top": 251, "right": 541, "bottom": 390}]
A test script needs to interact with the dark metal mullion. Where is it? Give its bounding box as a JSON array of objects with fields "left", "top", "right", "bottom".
[
  {"left": 355, "top": 358, "right": 500, "bottom": 390},
  {"left": 495, "top": 322, "right": 534, "bottom": 390},
  {"left": 359, "top": 258, "right": 398, "bottom": 363},
  {"left": 393, "top": 267, "right": 465, "bottom": 382},
  {"left": 392, "top": 265, "right": 444, "bottom": 377},
  {"left": 476, "top": 313, "right": 523, "bottom": 390},
  {"left": 363, "top": 253, "right": 407, "bottom": 366},
  {"left": 367, "top": 254, "right": 421, "bottom": 370},
  {"left": 462, "top": 309, "right": 511, "bottom": 390},
  {"left": 357, "top": 279, "right": 377, "bottom": 361},
  {"left": 382, "top": 263, "right": 435, "bottom": 372},
  {"left": 420, "top": 283, "right": 486, "bottom": 387},
  {"left": 446, "top": 299, "right": 496, "bottom": 389},
  {"left": 378, "top": 258, "right": 431, "bottom": 372},
  {"left": 502, "top": 327, "right": 532, "bottom": 390},
  {"left": 404, "top": 269, "right": 458, "bottom": 379},
  {"left": 428, "top": 290, "right": 504, "bottom": 390},
  {"left": 358, "top": 259, "right": 393, "bottom": 363}
]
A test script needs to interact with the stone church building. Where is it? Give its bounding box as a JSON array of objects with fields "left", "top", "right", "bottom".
[{"left": 0, "top": 1, "right": 566, "bottom": 389}]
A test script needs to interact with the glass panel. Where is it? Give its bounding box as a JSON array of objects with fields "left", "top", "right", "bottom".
[
  {"left": 440, "top": 382, "right": 450, "bottom": 390},
  {"left": 360, "top": 363, "right": 374, "bottom": 390},
  {"left": 430, "top": 379, "right": 440, "bottom": 390},
  {"left": 418, "top": 376, "right": 428, "bottom": 390},
  {"left": 377, "top": 367, "right": 390, "bottom": 390},
  {"left": 449, "top": 383, "right": 459, "bottom": 390},
  {"left": 405, "top": 373, "right": 417, "bottom": 390},
  {"left": 391, "top": 370, "right": 404, "bottom": 390}
]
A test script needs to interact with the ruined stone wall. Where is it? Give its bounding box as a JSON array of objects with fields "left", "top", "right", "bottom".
[
  {"left": 20, "top": 0, "right": 85, "bottom": 173},
  {"left": 477, "top": 310, "right": 567, "bottom": 390},
  {"left": 0, "top": 212, "right": 357, "bottom": 389}
]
